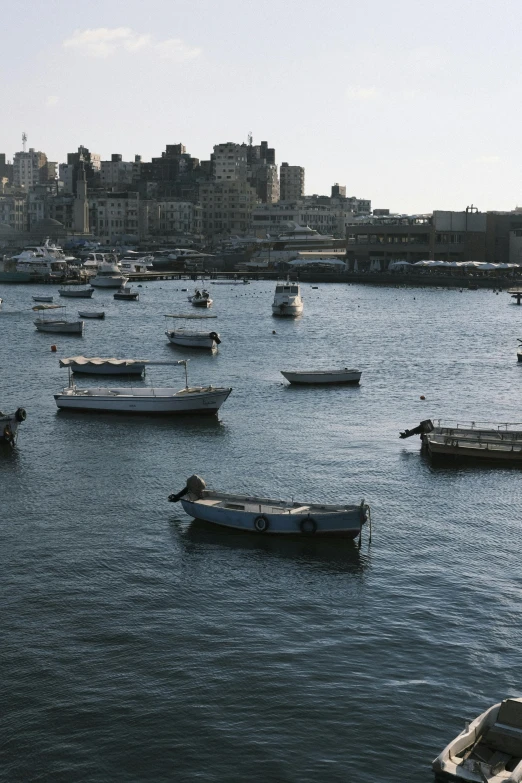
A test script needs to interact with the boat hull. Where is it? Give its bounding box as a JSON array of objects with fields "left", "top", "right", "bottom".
[
  {"left": 90, "top": 276, "right": 129, "bottom": 288},
  {"left": 78, "top": 311, "right": 105, "bottom": 319},
  {"left": 425, "top": 435, "right": 522, "bottom": 462},
  {"left": 34, "top": 320, "right": 84, "bottom": 334},
  {"left": 180, "top": 498, "right": 365, "bottom": 537},
  {"left": 190, "top": 299, "right": 212, "bottom": 308},
  {"left": 32, "top": 296, "right": 54, "bottom": 303},
  {"left": 114, "top": 293, "right": 139, "bottom": 300},
  {"left": 272, "top": 304, "right": 303, "bottom": 316},
  {"left": 281, "top": 370, "right": 361, "bottom": 384},
  {"left": 166, "top": 331, "right": 218, "bottom": 349},
  {"left": 54, "top": 387, "right": 232, "bottom": 414},
  {"left": 0, "top": 413, "right": 22, "bottom": 445},
  {"left": 59, "top": 289, "right": 94, "bottom": 298}
]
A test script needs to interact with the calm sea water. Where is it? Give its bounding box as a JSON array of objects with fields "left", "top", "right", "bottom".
[{"left": 1, "top": 280, "right": 522, "bottom": 782}]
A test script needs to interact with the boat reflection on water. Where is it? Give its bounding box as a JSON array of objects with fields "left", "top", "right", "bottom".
[
  {"left": 54, "top": 408, "right": 227, "bottom": 434},
  {"left": 173, "top": 517, "right": 370, "bottom": 576}
]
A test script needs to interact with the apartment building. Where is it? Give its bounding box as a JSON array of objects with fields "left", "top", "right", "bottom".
[
  {"left": 280, "top": 163, "right": 305, "bottom": 201},
  {"left": 13, "top": 148, "right": 48, "bottom": 189},
  {"left": 199, "top": 180, "right": 259, "bottom": 237}
]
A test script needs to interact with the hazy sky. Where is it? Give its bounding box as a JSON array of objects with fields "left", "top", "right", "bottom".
[{"left": 2, "top": 0, "right": 520, "bottom": 213}]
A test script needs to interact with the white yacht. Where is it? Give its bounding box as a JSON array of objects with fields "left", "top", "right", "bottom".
[
  {"left": 82, "top": 252, "right": 119, "bottom": 272},
  {"left": 274, "top": 223, "right": 335, "bottom": 250},
  {"left": 12, "top": 239, "right": 74, "bottom": 279},
  {"left": 90, "top": 262, "right": 129, "bottom": 288},
  {"left": 119, "top": 256, "right": 154, "bottom": 274},
  {"left": 272, "top": 280, "right": 304, "bottom": 316}
]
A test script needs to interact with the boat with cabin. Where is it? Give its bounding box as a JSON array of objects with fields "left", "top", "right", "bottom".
[
  {"left": 11, "top": 239, "right": 73, "bottom": 279},
  {"left": 272, "top": 280, "right": 304, "bottom": 316},
  {"left": 114, "top": 285, "right": 139, "bottom": 300},
  {"left": 0, "top": 407, "right": 26, "bottom": 447},
  {"left": 90, "top": 262, "right": 128, "bottom": 288},
  {"left": 54, "top": 360, "right": 232, "bottom": 415},
  {"left": 400, "top": 419, "right": 522, "bottom": 462},
  {"left": 168, "top": 475, "right": 371, "bottom": 539},
  {"left": 33, "top": 304, "right": 84, "bottom": 335},
  {"left": 281, "top": 369, "right": 362, "bottom": 385},
  {"left": 272, "top": 223, "right": 335, "bottom": 250},
  {"left": 432, "top": 697, "right": 522, "bottom": 782}
]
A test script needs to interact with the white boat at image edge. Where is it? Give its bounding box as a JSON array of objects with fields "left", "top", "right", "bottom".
[
  {"left": 0, "top": 407, "right": 26, "bottom": 446},
  {"left": 165, "top": 313, "right": 221, "bottom": 349},
  {"left": 54, "top": 360, "right": 232, "bottom": 415},
  {"left": 169, "top": 475, "right": 371, "bottom": 539},
  {"left": 400, "top": 419, "right": 522, "bottom": 462},
  {"left": 33, "top": 304, "right": 83, "bottom": 335},
  {"left": 272, "top": 280, "right": 304, "bottom": 316},
  {"left": 432, "top": 696, "right": 522, "bottom": 782},
  {"left": 281, "top": 368, "right": 362, "bottom": 385}
]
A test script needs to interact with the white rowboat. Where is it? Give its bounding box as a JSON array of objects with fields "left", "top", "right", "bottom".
[{"left": 281, "top": 369, "right": 362, "bottom": 385}]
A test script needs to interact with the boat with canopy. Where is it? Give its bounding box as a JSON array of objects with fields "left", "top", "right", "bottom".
[
  {"left": 33, "top": 304, "right": 83, "bottom": 335},
  {"left": 59, "top": 356, "right": 187, "bottom": 376}
]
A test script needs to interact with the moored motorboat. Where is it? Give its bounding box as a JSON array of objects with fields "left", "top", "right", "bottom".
[
  {"left": 33, "top": 304, "right": 84, "bottom": 335},
  {"left": 432, "top": 697, "right": 522, "bottom": 782},
  {"left": 114, "top": 285, "right": 139, "bottom": 300},
  {"left": 0, "top": 407, "right": 26, "bottom": 446},
  {"left": 90, "top": 262, "right": 128, "bottom": 288},
  {"left": 281, "top": 369, "right": 362, "bottom": 385},
  {"left": 59, "top": 284, "right": 94, "bottom": 298},
  {"left": 78, "top": 310, "right": 105, "bottom": 319},
  {"left": 189, "top": 289, "right": 212, "bottom": 308},
  {"left": 400, "top": 419, "right": 522, "bottom": 462},
  {"left": 272, "top": 280, "right": 303, "bottom": 316},
  {"left": 165, "top": 313, "right": 220, "bottom": 349},
  {"left": 54, "top": 360, "right": 232, "bottom": 415},
  {"left": 168, "top": 475, "right": 371, "bottom": 538}
]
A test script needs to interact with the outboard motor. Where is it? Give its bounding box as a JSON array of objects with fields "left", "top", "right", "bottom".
[
  {"left": 399, "top": 419, "right": 434, "bottom": 439},
  {"left": 168, "top": 474, "right": 206, "bottom": 502},
  {"left": 209, "top": 331, "right": 221, "bottom": 345}
]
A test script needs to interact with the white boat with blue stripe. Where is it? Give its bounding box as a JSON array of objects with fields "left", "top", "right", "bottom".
[{"left": 169, "top": 475, "right": 370, "bottom": 539}]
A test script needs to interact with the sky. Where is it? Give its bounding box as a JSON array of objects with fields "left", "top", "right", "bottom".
[{"left": 2, "top": 0, "right": 521, "bottom": 214}]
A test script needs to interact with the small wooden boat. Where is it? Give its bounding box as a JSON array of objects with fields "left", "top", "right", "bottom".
[
  {"left": 114, "top": 285, "right": 139, "bottom": 300},
  {"left": 189, "top": 289, "right": 212, "bottom": 308},
  {"left": 281, "top": 369, "right": 362, "bottom": 385},
  {"left": 0, "top": 407, "right": 26, "bottom": 446},
  {"left": 169, "top": 475, "right": 370, "bottom": 538},
  {"left": 32, "top": 295, "right": 53, "bottom": 303},
  {"left": 400, "top": 419, "right": 522, "bottom": 463},
  {"left": 55, "top": 360, "right": 232, "bottom": 414},
  {"left": 59, "top": 285, "right": 94, "bottom": 298},
  {"left": 432, "top": 697, "right": 522, "bottom": 782},
  {"left": 33, "top": 304, "right": 83, "bottom": 335},
  {"left": 165, "top": 313, "right": 220, "bottom": 349},
  {"left": 78, "top": 310, "right": 105, "bottom": 319}
]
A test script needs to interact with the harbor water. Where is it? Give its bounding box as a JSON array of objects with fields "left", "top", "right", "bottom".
[{"left": 1, "top": 281, "right": 522, "bottom": 782}]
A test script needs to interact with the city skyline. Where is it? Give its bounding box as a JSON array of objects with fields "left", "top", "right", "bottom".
[{"left": 2, "top": 0, "right": 522, "bottom": 214}]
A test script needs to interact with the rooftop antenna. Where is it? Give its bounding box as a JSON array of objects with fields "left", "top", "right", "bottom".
[
  {"left": 248, "top": 131, "right": 253, "bottom": 147},
  {"left": 22, "top": 132, "right": 27, "bottom": 152}
]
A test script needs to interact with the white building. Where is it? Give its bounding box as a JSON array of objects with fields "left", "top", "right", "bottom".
[
  {"left": 251, "top": 201, "right": 353, "bottom": 238},
  {"left": 212, "top": 143, "right": 248, "bottom": 182},
  {"left": 13, "top": 148, "right": 48, "bottom": 189}
]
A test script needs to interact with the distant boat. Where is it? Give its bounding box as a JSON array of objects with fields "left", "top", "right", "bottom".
[
  {"left": 281, "top": 369, "right": 362, "bottom": 385},
  {"left": 32, "top": 295, "right": 54, "bottom": 303},
  {"left": 78, "top": 310, "right": 105, "bottom": 319},
  {"left": 272, "top": 280, "right": 303, "bottom": 316},
  {"left": 59, "top": 285, "right": 94, "bottom": 298},
  {"left": 90, "top": 262, "right": 128, "bottom": 288},
  {"left": 165, "top": 313, "right": 220, "bottom": 350},
  {"left": 33, "top": 304, "right": 83, "bottom": 335},
  {"left": 168, "top": 475, "right": 370, "bottom": 539},
  {"left": 189, "top": 289, "right": 212, "bottom": 308},
  {"left": 432, "top": 696, "right": 522, "bottom": 782},
  {"left": 114, "top": 285, "right": 139, "bottom": 301},
  {"left": 0, "top": 407, "right": 26, "bottom": 446}
]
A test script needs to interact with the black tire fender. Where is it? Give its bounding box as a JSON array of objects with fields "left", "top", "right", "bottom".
[
  {"left": 253, "top": 514, "right": 269, "bottom": 533},
  {"left": 300, "top": 516, "right": 317, "bottom": 534}
]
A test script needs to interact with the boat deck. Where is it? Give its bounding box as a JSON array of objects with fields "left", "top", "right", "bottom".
[
  {"left": 63, "top": 386, "right": 220, "bottom": 397},
  {"left": 198, "top": 491, "right": 357, "bottom": 514}
]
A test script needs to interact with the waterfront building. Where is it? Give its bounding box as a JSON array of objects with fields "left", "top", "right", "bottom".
[
  {"left": 100, "top": 154, "right": 141, "bottom": 188},
  {"left": 13, "top": 148, "right": 48, "bottom": 189},
  {"left": 251, "top": 200, "right": 352, "bottom": 238},
  {"left": 280, "top": 163, "right": 305, "bottom": 201},
  {"left": 345, "top": 208, "right": 489, "bottom": 269}
]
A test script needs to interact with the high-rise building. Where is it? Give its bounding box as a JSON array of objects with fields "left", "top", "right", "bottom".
[
  {"left": 0, "top": 154, "right": 13, "bottom": 183},
  {"left": 331, "top": 183, "right": 346, "bottom": 198},
  {"left": 280, "top": 163, "right": 305, "bottom": 201},
  {"left": 13, "top": 148, "right": 48, "bottom": 189},
  {"left": 199, "top": 180, "right": 259, "bottom": 237},
  {"left": 66, "top": 146, "right": 101, "bottom": 193},
  {"left": 212, "top": 143, "right": 248, "bottom": 182}
]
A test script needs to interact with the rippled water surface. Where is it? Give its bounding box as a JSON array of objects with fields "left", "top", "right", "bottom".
[{"left": 2, "top": 281, "right": 522, "bottom": 782}]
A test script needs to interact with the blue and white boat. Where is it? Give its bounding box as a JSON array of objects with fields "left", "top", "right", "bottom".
[{"left": 169, "top": 475, "right": 370, "bottom": 538}]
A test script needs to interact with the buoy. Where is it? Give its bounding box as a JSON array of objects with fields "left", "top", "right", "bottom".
[
  {"left": 51, "top": 345, "right": 57, "bottom": 352},
  {"left": 420, "top": 395, "right": 425, "bottom": 400},
  {"left": 272, "top": 330, "right": 276, "bottom": 334}
]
